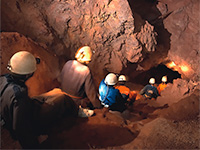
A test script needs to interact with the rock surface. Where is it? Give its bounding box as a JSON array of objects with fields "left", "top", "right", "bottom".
[
  {"left": 2, "top": 0, "right": 157, "bottom": 83},
  {"left": 121, "top": 117, "right": 199, "bottom": 149},
  {"left": 162, "top": 0, "right": 200, "bottom": 80},
  {"left": 1, "top": 0, "right": 200, "bottom": 149},
  {"left": 2, "top": 0, "right": 199, "bottom": 85},
  {"left": 0, "top": 32, "right": 60, "bottom": 96}
]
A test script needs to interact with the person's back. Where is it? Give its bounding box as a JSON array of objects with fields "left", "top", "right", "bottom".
[
  {"left": 0, "top": 51, "right": 40, "bottom": 148},
  {"left": 0, "top": 51, "right": 81, "bottom": 149},
  {"left": 115, "top": 75, "right": 137, "bottom": 103},
  {"left": 1, "top": 74, "right": 34, "bottom": 133},
  {"left": 99, "top": 79, "right": 120, "bottom": 106},
  {"left": 60, "top": 60, "right": 90, "bottom": 98},
  {"left": 60, "top": 46, "right": 101, "bottom": 109},
  {"left": 99, "top": 74, "right": 126, "bottom": 112}
]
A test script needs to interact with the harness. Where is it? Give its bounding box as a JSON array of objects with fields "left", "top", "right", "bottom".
[{"left": 100, "top": 84, "right": 113, "bottom": 107}]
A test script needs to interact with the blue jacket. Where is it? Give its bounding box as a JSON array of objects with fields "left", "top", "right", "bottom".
[
  {"left": 99, "top": 79, "right": 125, "bottom": 108},
  {"left": 139, "top": 84, "right": 159, "bottom": 99}
]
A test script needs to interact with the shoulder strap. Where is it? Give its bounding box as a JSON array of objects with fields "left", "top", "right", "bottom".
[
  {"left": 0, "top": 83, "right": 10, "bottom": 97},
  {"left": 102, "top": 85, "right": 110, "bottom": 103}
]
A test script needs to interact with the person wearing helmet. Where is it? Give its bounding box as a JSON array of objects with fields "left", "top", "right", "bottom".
[
  {"left": 0, "top": 51, "right": 79, "bottom": 149},
  {"left": 139, "top": 77, "right": 159, "bottom": 99},
  {"left": 59, "top": 46, "right": 102, "bottom": 110},
  {"left": 98, "top": 73, "right": 126, "bottom": 112},
  {"left": 157, "top": 76, "right": 168, "bottom": 95},
  {"left": 115, "top": 75, "right": 137, "bottom": 105}
]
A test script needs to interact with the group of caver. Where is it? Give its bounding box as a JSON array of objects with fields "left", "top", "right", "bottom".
[{"left": 0, "top": 46, "right": 167, "bottom": 148}]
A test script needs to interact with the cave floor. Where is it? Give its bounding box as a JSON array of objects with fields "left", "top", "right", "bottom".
[{"left": 1, "top": 101, "right": 152, "bottom": 149}]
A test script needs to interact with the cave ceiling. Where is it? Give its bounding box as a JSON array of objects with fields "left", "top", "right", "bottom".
[{"left": 1, "top": 0, "right": 199, "bottom": 84}]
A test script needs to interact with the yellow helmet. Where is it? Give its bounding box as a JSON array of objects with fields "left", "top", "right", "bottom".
[
  {"left": 162, "top": 76, "right": 167, "bottom": 82},
  {"left": 8, "top": 51, "right": 37, "bottom": 75},
  {"left": 104, "top": 73, "right": 117, "bottom": 85},
  {"left": 149, "top": 78, "right": 155, "bottom": 84},
  {"left": 75, "top": 46, "right": 92, "bottom": 63},
  {"left": 118, "top": 75, "right": 126, "bottom": 82}
]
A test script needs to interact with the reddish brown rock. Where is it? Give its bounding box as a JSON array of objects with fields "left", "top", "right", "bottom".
[
  {"left": 0, "top": 32, "right": 60, "bottom": 97},
  {"left": 121, "top": 118, "right": 199, "bottom": 149},
  {"left": 2, "top": 0, "right": 157, "bottom": 82},
  {"left": 161, "top": 0, "right": 199, "bottom": 80},
  {"left": 156, "top": 89, "right": 199, "bottom": 121}
]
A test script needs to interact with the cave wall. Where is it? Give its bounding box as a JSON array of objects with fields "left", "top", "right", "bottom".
[
  {"left": 2, "top": 0, "right": 158, "bottom": 84},
  {"left": 128, "top": 0, "right": 199, "bottom": 81},
  {"left": 162, "top": 0, "right": 199, "bottom": 81},
  {"left": 1, "top": 0, "right": 199, "bottom": 87},
  {"left": 0, "top": 32, "right": 60, "bottom": 97}
]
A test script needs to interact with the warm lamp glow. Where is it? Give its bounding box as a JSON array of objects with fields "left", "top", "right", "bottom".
[
  {"left": 180, "top": 65, "right": 189, "bottom": 72},
  {"left": 168, "top": 61, "right": 176, "bottom": 68}
]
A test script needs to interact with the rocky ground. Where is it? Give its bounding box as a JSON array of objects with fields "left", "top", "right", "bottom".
[
  {"left": 1, "top": 83, "right": 199, "bottom": 149},
  {"left": 1, "top": 32, "right": 199, "bottom": 148},
  {"left": 1, "top": 0, "right": 200, "bottom": 149}
]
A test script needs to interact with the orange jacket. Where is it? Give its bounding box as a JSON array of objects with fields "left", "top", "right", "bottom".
[
  {"left": 115, "top": 85, "right": 137, "bottom": 101},
  {"left": 157, "top": 83, "right": 167, "bottom": 95}
]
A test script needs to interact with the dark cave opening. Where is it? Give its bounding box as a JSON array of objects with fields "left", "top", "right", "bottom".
[{"left": 132, "top": 64, "right": 181, "bottom": 86}]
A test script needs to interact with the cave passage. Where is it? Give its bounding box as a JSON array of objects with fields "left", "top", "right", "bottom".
[{"left": 132, "top": 64, "right": 181, "bottom": 86}]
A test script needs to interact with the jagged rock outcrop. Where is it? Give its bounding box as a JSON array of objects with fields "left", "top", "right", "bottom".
[
  {"left": 156, "top": 78, "right": 200, "bottom": 106},
  {"left": 0, "top": 32, "right": 60, "bottom": 96},
  {"left": 161, "top": 0, "right": 199, "bottom": 80},
  {"left": 128, "top": 0, "right": 199, "bottom": 83},
  {"left": 1, "top": 1, "right": 199, "bottom": 149},
  {"left": 2, "top": 0, "right": 157, "bottom": 83}
]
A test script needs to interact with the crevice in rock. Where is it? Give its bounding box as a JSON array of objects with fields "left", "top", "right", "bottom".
[{"left": 131, "top": 64, "right": 181, "bottom": 86}]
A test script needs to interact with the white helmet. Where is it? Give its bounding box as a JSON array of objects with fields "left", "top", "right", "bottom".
[
  {"left": 118, "top": 75, "right": 126, "bottom": 82},
  {"left": 162, "top": 76, "right": 167, "bottom": 83},
  {"left": 75, "top": 46, "right": 92, "bottom": 63},
  {"left": 8, "top": 51, "right": 37, "bottom": 75},
  {"left": 104, "top": 73, "right": 117, "bottom": 85},
  {"left": 149, "top": 78, "right": 155, "bottom": 84}
]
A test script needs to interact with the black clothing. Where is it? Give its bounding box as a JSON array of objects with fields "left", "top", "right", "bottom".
[
  {"left": 1, "top": 74, "right": 78, "bottom": 149},
  {"left": 1, "top": 74, "right": 39, "bottom": 148}
]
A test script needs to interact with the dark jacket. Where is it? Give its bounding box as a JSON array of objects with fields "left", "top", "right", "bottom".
[
  {"left": 60, "top": 60, "right": 101, "bottom": 108},
  {"left": 139, "top": 84, "right": 159, "bottom": 99},
  {"left": 0, "top": 74, "right": 39, "bottom": 148},
  {"left": 99, "top": 79, "right": 126, "bottom": 112}
]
